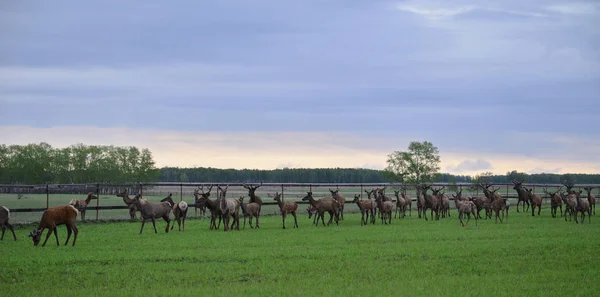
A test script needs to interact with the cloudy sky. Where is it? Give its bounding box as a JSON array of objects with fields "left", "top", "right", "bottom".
[{"left": 1, "top": 0, "right": 599, "bottom": 175}]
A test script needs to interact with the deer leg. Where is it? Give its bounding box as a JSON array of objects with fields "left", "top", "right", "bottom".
[
  {"left": 320, "top": 212, "right": 326, "bottom": 227},
  {"left": 64, "top": 225, "right": 72, "bottom": 245},
  {"left": 70, "top": 224, "right": 78, "bottom": 246},
  {"left": 164, "top": 216, "right": 171, "bottom": 233},
  {"left": 0, "top": 226, "right": 4, "bottom": 240},
  {"left": 256, "top": 214, "right": 260, "bottom": 229},
  {"left": 538, "top": 205, "right": 541, "bottom": 216},
  {"left": 140, "top": 219, "right": 147, "bottom": 234},
  {"left": 151, "top": 218, "right": 158, "bottom": 233},
  {"left": 292, "top": 212, "right": 298, "bottom": 228},
  {"left": 8, "top": 223, "right": 18, "bottom": 240}
]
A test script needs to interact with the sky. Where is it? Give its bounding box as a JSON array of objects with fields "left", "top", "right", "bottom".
[{"left": 1, "top": 0, "right": 599, "bottom": 176}]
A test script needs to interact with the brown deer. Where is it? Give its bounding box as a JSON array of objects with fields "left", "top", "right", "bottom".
[
  {"left": 28, "top": 205, "right": 79, "bottom": 247},
  {"left": 421, "top": 184, "right": 441, "bottom": 221},
  {"left": 193, "top": 186, "right": 223, "bottom": 230},
  {"left": 416, "top": 186, "right": 425, "bottom": 219},
  {"left": 452, "top": 190, "right": 477, "bottom": 227},
  {"left": 238, "top": 196, "right": 260, "bottom": 229},
  {"left": 524, "top": 187, "right": 543, "bottom": 217},
  {"left": 364, "top": 189, "right": 378, "bottom": 224},
  {"left": 217, "top": 185, "right": 240, "bottom": 231},
  {"left": 273, "top": 192, "right": 299, "bottom": 229},
  {"left": 160, "top": 193, "right": 188, "bottom": 231},
  {"left": 68, "top": 192, "right": 98, "bottom": 222},
  {"left": 582, "top": 187, "right": 596, "bottom": 216},
  {"left": 375, "top": 189, "right": 394, "bottom": 224},
  {"left": 561, "top": 180, "right": 578, "bottom": 221},
  {"left": 573, "top": 190, "right": 590, "bottom": 224},
  {"left": 243, "top": 183, "right": 263, "bottom": 214},
  {"left": 353, "top": 194, "right": 374, "bottom": 226},
  {"left": 543, "top": 187, "right": 563, "bottom": 218},
  {"left": 193, "top": 185, "right": 212, "bottom": 217},
  {"left": 512, "top": 179, "right": 530, "bottom": 213},
  {"left": 393, "top": 190, "right": 407, "bottom": 219},
  {"left": 116, "top": 189, "right": 139, "bottom": 221},
  {"left": 329, "top": 188, "right": 346, "bottom": 220},
  {"left": 301, "top": 192, "right": 340, "bottom": 227},
  {"left": 400, "top": 186, "right": 412, "bottom": 217}
]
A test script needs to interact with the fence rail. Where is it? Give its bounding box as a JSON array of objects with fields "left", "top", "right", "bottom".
[{"left": 2, "top": 182, "right": 598, "bottom": 224}]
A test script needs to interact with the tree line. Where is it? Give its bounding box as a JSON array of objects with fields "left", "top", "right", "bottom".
[
  {"left": 0, "top": 143, "right": 159, "bottom": 184},
  {"left": 1, "top": 142, "right": 599, "bottom": 185}
]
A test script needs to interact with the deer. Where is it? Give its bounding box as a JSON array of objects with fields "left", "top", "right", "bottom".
[
  {"left": 301, "top": 192, "right": 340, "bottom": 227},
  {"left": 582, "top": 187, "right": 596, "bottom": 216},
  {"left": 573, "top": 190, "right": 591, "bottom": 224},
  {"left": 243, "top": 183, "right": 263, "bottom": 215},
  {"left": 512, "top": 179, "right": 530, "bottom": 213},
  {"left": 193, "top": 185, "right": 212, "bottom": 217},
  {"left": 217, "top": 185, "right": 240, "bottom": 231},
  {"left": 543, "top": 187, "right": 563, "bottom": 218},
  {"left": 160, "top": 193, "right": 188, "bottom": 231},
  {"left": 132, "top": 195, "right": 172, "bottom": 234},
  {"left": 393, "top": 190, "right": 407, "bottom": 219},
  {"left": 416, "top": 186, "right": 425, "bottom": 219},
  {"left": 438, "top": 190, "right": 451, "bottom": 218},
  {"left": 353, "top": 194, "right": 374, "bottom": 226},
  {"left": 193, "top": 186, "right": 223, "bottom": 230},
  {"left": 273, "top": 192, "right": 299, "bottom": 229},
  {"left": 28, "top": 205, "right": 79, "bottom": 247},
  {"left": 116, "top": 189, "right": 140, "bottom": 221},
  {"left": 374, "top": 189, "right": 394, "bottom": 225},
  {"left": 452, "top": 190, "right": 478, "bottom": 227},
  {"left": 561, "top": 180, "right": 578, "bottom": 221},
  {"left": 68, "top": 192, "right": 98, "bottom": 222},
  {"left": 329, "top": 188, "right": 346, "bottom": 220},
  {"left": 400, "top": 186, "right": 412, "bottom": 217},
  {"left": 1, "top": 206, "right": 17, "bottom": 241},
  {"left": 364, "top": 189, "right": 378, "bottom": 224},
  {"left": 238, "top": 196, "right": 260, "bottom": 229},
  {"left": 524, "top": 187, "right": 543, "bottom": 217},
  {"left": 420, "top": 184, "right": 441, "bottom": 221}
]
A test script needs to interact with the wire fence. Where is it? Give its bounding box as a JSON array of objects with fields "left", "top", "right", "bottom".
[{"left": 1, "top": 182, "right": 597, "bottom": 224}]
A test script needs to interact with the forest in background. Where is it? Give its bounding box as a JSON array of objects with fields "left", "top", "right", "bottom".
[{"left": 1, "top": 143, "right": 599, "bottom": 184}]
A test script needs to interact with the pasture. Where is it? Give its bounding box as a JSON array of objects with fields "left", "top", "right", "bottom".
[{"left": 1, "top": 207, "right": 599, "bottom": 296}]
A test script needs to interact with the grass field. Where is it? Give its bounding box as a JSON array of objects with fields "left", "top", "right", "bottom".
[{"left": 1, "top": 207, "right": 599, "bottom": 297}]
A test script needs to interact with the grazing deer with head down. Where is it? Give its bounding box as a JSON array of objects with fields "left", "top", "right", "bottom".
[
  {"left": 583, "top": 187, "right": 596, "bottom": 216},
  {"left": 272, "top": 192, "right": 299, "bottom": 229},
  {"left": 329, "top": 188, "right": 346, "bottom": 220},
  {"left": 512, "top": 179, "right": 530, "bottom": 213},
  {"left": 28, "top": 205, "right": 79, "bottom": 246},
  {"left": 68, "top": 192, "right": 98, "bottom": 222},
  {"left": 543, "top": 187, "right": 563, "bottom": 218}
]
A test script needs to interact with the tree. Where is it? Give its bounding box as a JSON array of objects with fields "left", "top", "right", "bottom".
[{"left": 383, "top": 141, "right": 441, "bottom": 184}]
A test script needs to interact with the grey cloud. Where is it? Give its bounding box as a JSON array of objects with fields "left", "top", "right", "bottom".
[{"left": 446, "top": 159, "right": 494, "bottom": 173}]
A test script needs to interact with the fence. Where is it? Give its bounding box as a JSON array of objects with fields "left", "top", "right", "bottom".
[{"left": 1, "top": 182, "right": 597, "bottom": 224}]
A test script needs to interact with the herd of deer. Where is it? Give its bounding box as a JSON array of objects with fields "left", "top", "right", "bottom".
[{"left": 0, "top": 180, "right": 595, "bottom": 247}]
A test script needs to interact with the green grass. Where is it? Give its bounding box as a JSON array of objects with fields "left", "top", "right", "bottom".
[{"left": 1, "top": 209, "right": 599, "bottom": 297}]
